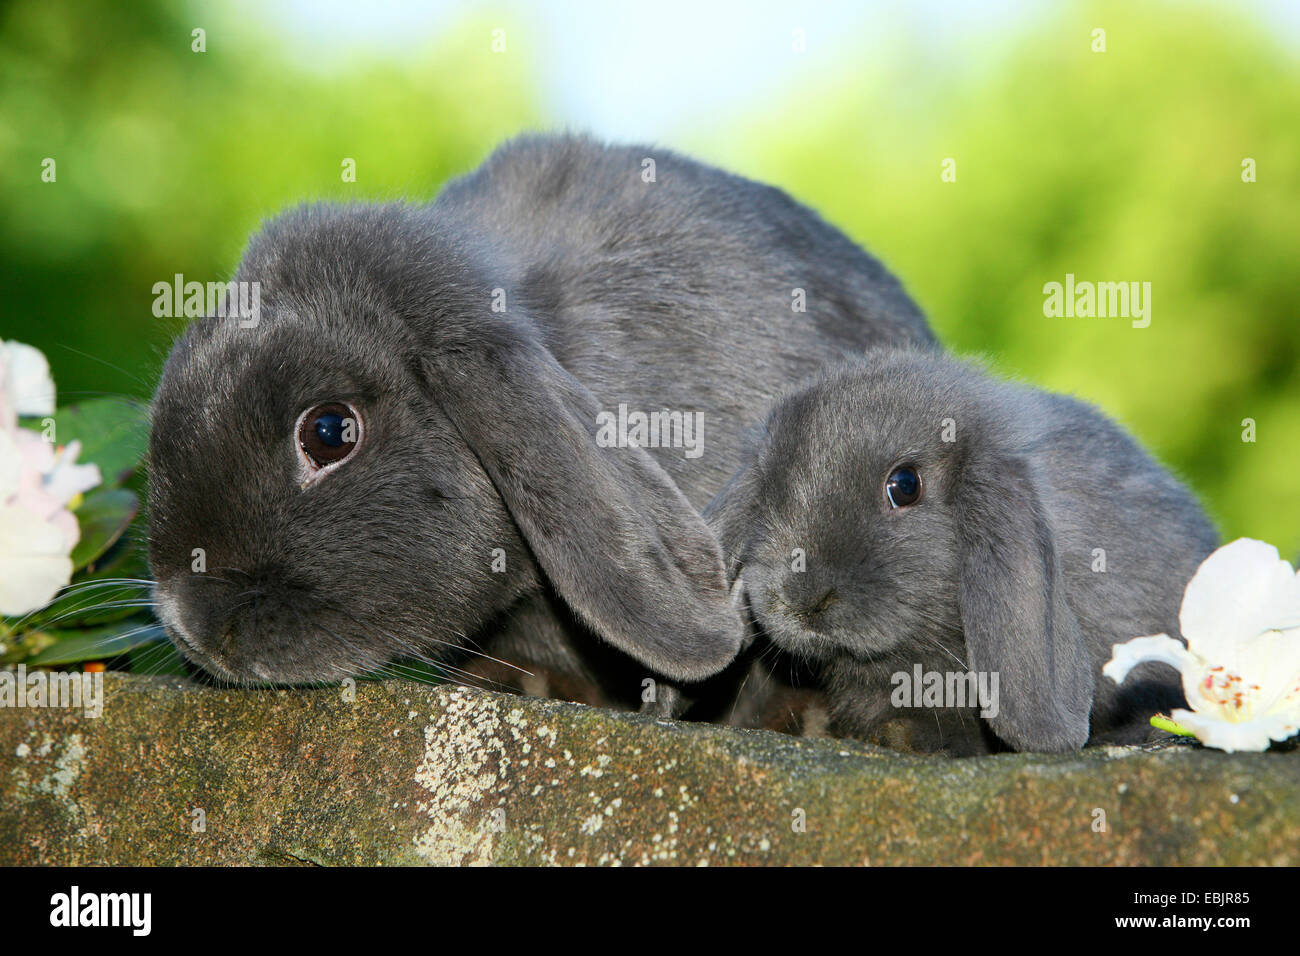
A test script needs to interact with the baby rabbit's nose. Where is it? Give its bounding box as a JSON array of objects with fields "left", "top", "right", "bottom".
[
  {"left": 804, "top": 587, "right": 841, "bottom": 618},
  {"left": 779, "top": 579, "right": 841, "bottom": 625}
]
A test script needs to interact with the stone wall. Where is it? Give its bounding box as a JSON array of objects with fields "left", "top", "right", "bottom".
[{"left": 0, "top": 675, "right": 1295, "bottom": 865}]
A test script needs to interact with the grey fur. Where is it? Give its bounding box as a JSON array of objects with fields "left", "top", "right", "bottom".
[
  {"left": 146, "top": 133, "right": 935, "bottom": 695},
  {"left": 706, "top": 349, "right": 1218, "bottom": 753}
]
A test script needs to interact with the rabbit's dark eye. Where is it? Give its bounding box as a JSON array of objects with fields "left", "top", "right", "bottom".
[
  {"left": 298, "top": 402, "right": 362, "bottom": 469},
  {"left": 886, "top": 465, "right": 922, "bottom": 508}
]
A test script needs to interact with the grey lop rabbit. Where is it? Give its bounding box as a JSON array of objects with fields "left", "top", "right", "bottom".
[
  {"left": 706, "top": 348, "right": 1218, "bottom": 753},
  {"left": 147, "top": 133, "right": 936, "bottom": 701}
]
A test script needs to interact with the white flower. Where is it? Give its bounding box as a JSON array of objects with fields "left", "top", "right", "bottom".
[
  {"left": 0, "top": 341, "right": 102, "bottom": 618},
  {"left": 0, "top": 339, "right": 56, "bottom": 422},
  {"left": 1104, "top": 538, "right": 1300, "bottom": 753}
]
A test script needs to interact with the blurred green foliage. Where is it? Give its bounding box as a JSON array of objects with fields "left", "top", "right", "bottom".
[
  {"left": 0, "top": 0, "right": 539, "bottom": 403},
  {"left": 2, "top": 0, "right": 1296, "bottom": 556},
  {"left": 716, "top": 1, "right": 1300, "bottom": 553}
]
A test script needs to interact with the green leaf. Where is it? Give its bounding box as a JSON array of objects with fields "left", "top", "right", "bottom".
[
  {"left": 69, "top": 534, "right": 150, "bottom": 586},
  {"left": 52, "top": 398, "right": 150, "bottom": 488},
  {"left": 0, "top": 628, "right": 59, "bottom": 666},
  {"left": 14, "top": 544, "right": 151, "bottom": 631},
  {"left": 1150, "top": 714, "right": 1198, "bottom": 738},
  {"left": 128, "top": 640, "right": 188, "bottom": 676},
  {"left": 70, "top": 488, "right": 138, "bottom": 571},
  {"left": 24, "top": 621, "right": 166, "bottom": 668}
]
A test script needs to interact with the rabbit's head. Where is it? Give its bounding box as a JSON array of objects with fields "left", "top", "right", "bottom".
[
  {"left": 148, "top": 202, "right": 744, "bottom": 686},
  {"left": 708, "top": 349, "right": 1097, "bottom": 751}
]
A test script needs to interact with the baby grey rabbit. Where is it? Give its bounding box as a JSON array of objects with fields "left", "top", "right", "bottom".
[
  {"left": 147, "top": 133, "right": 935, "bottom": 700},
  {"left": 706, "top": 349, "right": 1218, "bottom": 753}
]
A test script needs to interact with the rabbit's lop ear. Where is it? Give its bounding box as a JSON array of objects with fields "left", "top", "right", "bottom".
[
  {"left": 956, "top": 450, "right": 1094, "bottom": 752},
  {"left": 422, "top": 314, "right": 745, "bottom": 682},
  {"left": 702, "top": 463, "right": 762, "bottom": 582}
]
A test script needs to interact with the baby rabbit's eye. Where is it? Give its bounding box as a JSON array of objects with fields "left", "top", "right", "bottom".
[
  {"left": 885, "top": 465, "right": 922, "bottom": 509},
  {"left": 298, "top": 402, "right": 362, "bottom": 470}
]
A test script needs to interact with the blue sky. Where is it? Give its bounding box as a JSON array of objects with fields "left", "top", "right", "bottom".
[{"left": 245, "top": 0, "right": 1300, "bottom": 142}]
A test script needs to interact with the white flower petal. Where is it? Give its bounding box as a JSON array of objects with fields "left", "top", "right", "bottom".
[
  {"left": 1, "top": 340, "right": 57, "bottom": 417},
  {"left": 1180, "top": 539, "right": 1300, "bottom": 656},
  {"left": 0, "top": 501, "right": 74, "bottom": 616},
  {"left": 1227, "top": 626, "right": 1300, "bottom": 714},
  {"left": 1171, "top": 706, "right": 1300, "bottom": 753},
  {"left": 1103, "top": 633, "right": 1198, "bottom": 685},
  {"left": 0, "top": 554, "right": 72, "bottom": 617},
  {"left": 0, "top": 426, "right": 20, "bottom": 499},
  {"left": 45, "top": 440, "right": 102, "bottom": 506}
]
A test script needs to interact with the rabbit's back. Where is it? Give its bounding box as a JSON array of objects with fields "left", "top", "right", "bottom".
[{"left": 432, "top": 134, "right": 937, "bottom": 502}]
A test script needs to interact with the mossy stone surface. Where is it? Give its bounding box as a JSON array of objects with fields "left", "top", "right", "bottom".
[{"left": 1, "top": 675, "right": 1295, "bottom": 865}]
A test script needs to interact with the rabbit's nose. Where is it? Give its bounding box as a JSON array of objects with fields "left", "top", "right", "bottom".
[
  {"left": 779, "top": 581, "right": 841, "bottom": 625},
  {"left": 158, "top": 573, "right": 262, "bottom": 652},
  {"left": 804, "top": 587, "right": 841, "bottom": 618}
]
